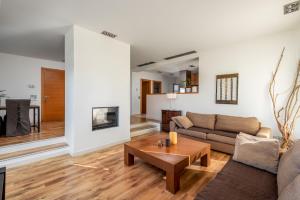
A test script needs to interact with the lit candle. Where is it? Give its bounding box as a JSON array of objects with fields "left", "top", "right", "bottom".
[
  {"left": 172, "top": 132, "right": 177, "bottom": 144},
  {"left": 169, "top": 132, "right": 178, "bottom": 145},
  {"left": 169, "top": 132, "right": 173, "bottom": 143}
]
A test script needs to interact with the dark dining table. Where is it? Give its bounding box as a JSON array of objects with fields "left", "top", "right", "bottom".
[{"left": 0, "top": 105, "right": 40, "bottom": 133}]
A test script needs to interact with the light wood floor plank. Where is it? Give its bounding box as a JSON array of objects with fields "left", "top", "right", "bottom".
[
  {"left": 0, "top": 121, "right": 64, "bottom": 147},
  {"left": 6, "top": 134, "right": 230, "bottom": 200}
]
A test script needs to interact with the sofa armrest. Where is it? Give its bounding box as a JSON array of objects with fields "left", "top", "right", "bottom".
[
  {"left": 170, "top": 121, "right": 177, "bottom": 132},
  {"left": 256, "top": 127, "right": 272, "bottom": 139}
]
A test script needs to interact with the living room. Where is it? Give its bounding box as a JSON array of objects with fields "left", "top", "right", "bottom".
[{"left": 0, "top": 0, "right": 300, "bottom": 200}]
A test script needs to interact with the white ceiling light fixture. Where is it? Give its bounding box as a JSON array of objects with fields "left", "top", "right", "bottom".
[{"left": 284, "top": 1, "right": 299, "bottom": 15}]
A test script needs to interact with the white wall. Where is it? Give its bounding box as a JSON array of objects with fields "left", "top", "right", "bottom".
[
  {"left": 131, "top": 71, "right": 176, "bottom": 115},
  {"left": 65, "top": 25, "right": 131, "bottom": 155},
  {"left": 64, "top": 28, "right": 75, "bottom": 148},
  {"left": 0, "top": 53, "right": 64, "bottom": 107},
  {"left": 147, "top": 28, "right": 300, "bottom": 138}
]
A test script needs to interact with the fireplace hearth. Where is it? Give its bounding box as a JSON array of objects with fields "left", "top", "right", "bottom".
[{"left": 92, "top": 107, "right": 119, "bottom": 131}]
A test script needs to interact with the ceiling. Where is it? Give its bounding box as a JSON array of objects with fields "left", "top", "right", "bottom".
[
  {"left": 145, "top": 58, "right": 199, "bottom": 74},
  {"left": 0, "top": 0, "right": 299, "bottom": 66}
]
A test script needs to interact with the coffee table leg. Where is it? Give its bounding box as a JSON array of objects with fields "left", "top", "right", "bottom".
[
  {"left": 200, "top": 152, "right": 211, "bottom": 167},
  {"left": 166, "top": 168, "right": 179, "bottom": 194},
  {"left": 124, "top": 151, "right": 134, "bottom": 166}
]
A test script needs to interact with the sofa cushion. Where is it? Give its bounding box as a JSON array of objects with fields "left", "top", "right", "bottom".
[
  {"left": 171, "top": 116, "right": 184, "bottom": 128},
  {"left": 188, "top": 126, "right": 238, "bottom": 138},
  {"left": 277, "top": 140, "right": 300, "bottom": 195},
  {"left": 176, "top": 128, "right": 206, "bottom": 140},
  {"left": 215, "top": 115, "right": 260, "bottom": 135},
  {"left": 278, "top": 174, "right": 300, "bottom": 200},
  {"left": 186, "top": 112, "right": 216, "bottom": 130},
  {"left": 207, "top": 134, "right": 236, "bottom": 145},
  {"left": 174, "top": 116, "right": 193, "bottom": 129},
  {"left": 233, "top": 133, "right": 280, "bottom": 174},
  {"left": 195, "top": 160, "right": 278, "bottom": 200}
]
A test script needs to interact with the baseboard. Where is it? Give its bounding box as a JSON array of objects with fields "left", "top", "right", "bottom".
[{"left": 70, "top": 138, "right": 131, "bottom": 157}]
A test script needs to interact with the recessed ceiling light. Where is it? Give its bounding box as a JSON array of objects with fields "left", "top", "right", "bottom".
[
  {"left": 284, "top": 1, "right": 299, "bottom": 15},
  {"left": 101, "top": 30, "right": 117, "bottom": 38}
]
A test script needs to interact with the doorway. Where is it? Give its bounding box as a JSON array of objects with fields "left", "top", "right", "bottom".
[
  {"left": 152, "top": 81, "right": 162, "bottom": 94},
  {"left": 140, "top": 79, "right": 151, "bottom": 114},
  {"left": 41, "top": 67, "right": 65, "bottom": 122}
]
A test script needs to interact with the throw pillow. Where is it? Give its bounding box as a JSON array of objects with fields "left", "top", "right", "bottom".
[
  {"left": 277, "top": 140, "right": 300, "bottom": 195},
  {"left": 175, "top": 116, "right": 193, "bottom": 129},
  {"left": 171, "top": 116, "right": 183, "bottom": 128},
  {"left": 233, "top": 133, "right": 280, "bottom": 174},
  {"left": 278, "top": 174, "right": 300, "bottom": 200}
]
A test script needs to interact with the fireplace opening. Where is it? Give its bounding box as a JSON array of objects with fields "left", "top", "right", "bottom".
[{"left": 92, "top": 107, "right": 119, "bottom": 131}]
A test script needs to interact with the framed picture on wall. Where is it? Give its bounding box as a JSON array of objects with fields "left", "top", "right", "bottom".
[
  {"left": 216, "top": 73, "right": 239, "bottom": 104},
  {"left": 173, "top": 84, "right": 180, "bottom": 93}
]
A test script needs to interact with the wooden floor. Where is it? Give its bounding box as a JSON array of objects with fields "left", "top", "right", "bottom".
[
  {"left": 6, "top": 134, "right": 230, "bottom": 200},
  {"left": 0, "top": 121, "right": 64, "bottom": 146}
]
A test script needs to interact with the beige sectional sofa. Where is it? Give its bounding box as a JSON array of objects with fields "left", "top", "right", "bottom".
[
  {"left": 195, "top": 140, "right": 300, "bottom": 200},
  {"left": 170, "top": 112, "right": 272, "bottom": 154}
]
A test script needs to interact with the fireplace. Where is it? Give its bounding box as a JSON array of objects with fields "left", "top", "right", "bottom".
[{"left": 92, "top": 107, "right": 119, "bottom": 131}]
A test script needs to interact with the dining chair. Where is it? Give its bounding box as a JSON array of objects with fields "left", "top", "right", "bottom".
[
  {"left": 5, "top": 99, "right": 31, "bottom": 136},
  {"left": 0, "top": 116, "right": 3, "bottom": 136}
]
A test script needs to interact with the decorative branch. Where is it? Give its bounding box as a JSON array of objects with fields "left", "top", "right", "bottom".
[
  {"left": 269, "top": 47, "right": 300, "bottom": 149},
  {"left": 269, "top": 48, "right": 285, "bottom": 134}
]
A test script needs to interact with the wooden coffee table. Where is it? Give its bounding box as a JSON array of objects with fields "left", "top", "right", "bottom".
[{"left": 124, "top": 134, "right": 211, "bottom": 194}]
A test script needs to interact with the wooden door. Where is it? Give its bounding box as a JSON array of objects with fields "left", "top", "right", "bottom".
[
  {"left": 41, "top": 68, "right": 65, "bottom": 122},
  {"left": 140, "top": 79, "right": 151, "bottom": 114}
]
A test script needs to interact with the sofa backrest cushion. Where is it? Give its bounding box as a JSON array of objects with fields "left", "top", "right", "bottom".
[
  {"left": 278, "top": 174, "right": 300, "bottom": 200},
  {"left": 215, "top": 115, "right": 260, "bottom": 135},
  {"left": 186, "top": 112, "right": 216, "bottom": 130},
  {"left": 277, "top": 140, "right": 300, "bottom": 195}
]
